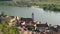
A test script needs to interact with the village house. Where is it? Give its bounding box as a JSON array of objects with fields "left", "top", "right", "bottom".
[
  {"left": 50, "top": 25, "right": 60, "bottom": 34},
  {"left": 21, "top": 13, "right": 34, "bottom": 24},
  {"left": 32, "top": 29, "right": 40, "bottom": 34},
  {"left": 36, "top": 23, "right": 48, "bottom": 32},
  {"left": 57, "top": 25, "right": 60, "bottom": 34},
  {"left": 8, "top": 16, "right": 20, "bottom": 26},
  {"left": 21, "top": 18, "right": 33, "bottom": 24}
]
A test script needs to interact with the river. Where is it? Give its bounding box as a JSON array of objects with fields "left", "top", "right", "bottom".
[{"left": 0, "top": 6, "right": 60, "bottom": 25}]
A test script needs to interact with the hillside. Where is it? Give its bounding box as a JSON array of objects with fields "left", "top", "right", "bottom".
[{"left": 0, "top": 0, "right": 60, "bottom": 11}]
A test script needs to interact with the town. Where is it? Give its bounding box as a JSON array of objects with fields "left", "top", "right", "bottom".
[{"left": 0, "top": 12, "right": 60, "bottom": 34}]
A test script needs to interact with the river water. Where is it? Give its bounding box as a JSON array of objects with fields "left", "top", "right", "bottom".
[{"left": 0, "top": 6, "right": 60, "bottom": 25}]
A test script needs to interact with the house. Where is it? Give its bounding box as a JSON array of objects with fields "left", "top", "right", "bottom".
[
  {"left": 10, "top": 16, "right": 20, "bottom": 22},
  {"left": 25, "top": 25, "right": 35, "bottom": 30},
  {"left": 21, "top": 18, "right": 33, "bottom": 24},
  {"left": 36, "top": 23, "right": 48, "bottom": 32},
  {"left": 49, "top": 26, "right": 58, "bottom": 34},
  {"left": 21, "top": 13, "right": 34, "bottom": 24},
  {"left": 54, "top": 25, "right": 60, "bottom": 34},
  {"left": 32, "top": 29, "right": 40, "bottom": 34},
  {"left": 8, "top": 16, "right": 20, "bottom": 26},
  {"left": 48, "top": 25, "right": 60, "bottom": 34}
]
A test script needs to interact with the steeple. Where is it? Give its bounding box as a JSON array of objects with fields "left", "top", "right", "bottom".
[{"left": 32, "top": 13, "right": 34, "bottom": 22}]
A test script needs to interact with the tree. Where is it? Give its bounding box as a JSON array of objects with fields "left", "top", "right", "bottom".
[
  {"left": 0, "top": 11, "right": 8, "bottom": 17},
  {"left": 0, "top": 21, "right": 20, "bottom": 34}
]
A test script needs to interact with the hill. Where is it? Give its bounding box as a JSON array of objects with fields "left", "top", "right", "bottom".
[{"left": 0, "top": 0, "right": 60, "bottom": 11}]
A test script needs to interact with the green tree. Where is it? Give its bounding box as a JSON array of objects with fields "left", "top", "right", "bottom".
[{"left": 0, "top": 21, "right": 20, "bottom": 34}]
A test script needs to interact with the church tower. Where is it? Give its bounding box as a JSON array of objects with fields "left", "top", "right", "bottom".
[{"left": 32, "top": 13, "right": 34, "bottom": 22}]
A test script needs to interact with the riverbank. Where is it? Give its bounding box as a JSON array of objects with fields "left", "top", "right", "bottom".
[
  {"left": 41, "top": 4, "right": 60, "bottom": 11},
  {"left": 0, "top": 1, "right": 60, "bottom": 11}
]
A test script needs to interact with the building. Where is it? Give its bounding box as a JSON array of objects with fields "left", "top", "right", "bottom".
[
  {"left": 21, "top": 13, "right": 34, "bottom": 24},
  {"left": 8, "top": 16, "right": 20, "bottom": 26},
  {"left": 36, "top": 23, "right": 48, "bottom": 32}
]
